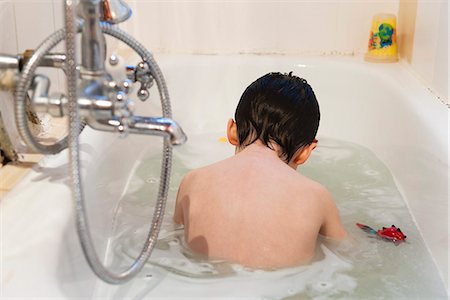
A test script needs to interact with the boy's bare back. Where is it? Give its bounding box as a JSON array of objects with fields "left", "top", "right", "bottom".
[
  {"left": 174, "top": 142, "right": 346, "bottom": 268},
  {"left": 174, "top": 72, "right": 347, "bottom": 268}
]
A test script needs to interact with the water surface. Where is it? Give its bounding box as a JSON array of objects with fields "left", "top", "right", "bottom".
[{"left": 94, "top": 133, "right": 447, "bottom": 299}]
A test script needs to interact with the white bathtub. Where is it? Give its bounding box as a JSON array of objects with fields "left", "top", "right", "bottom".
[{"left": 2, "top": 54, "right": 448, "bottom": 298}]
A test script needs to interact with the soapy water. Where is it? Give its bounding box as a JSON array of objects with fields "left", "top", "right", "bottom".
[{"left": 92, "top": 133, "right": 447, "bottom": 299}]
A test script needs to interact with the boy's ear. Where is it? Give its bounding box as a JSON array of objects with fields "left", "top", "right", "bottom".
[
  {"left": 226, "top": 119, "right": 239, "bottom": 146},
  {"left": 292, "top": 140, "right": 318, "bottom": 166}
]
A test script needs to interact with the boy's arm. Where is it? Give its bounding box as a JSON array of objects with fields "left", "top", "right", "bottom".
[
  {"left": 319, "top": 190, "right": 348, "bottom": 239},
  {"left": 173, "top": 175, "right": 189, "bottom": 225}
]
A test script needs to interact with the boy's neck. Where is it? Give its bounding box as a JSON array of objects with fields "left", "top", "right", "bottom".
[{"left": 235, "top": 141, "right": 298, "bottom": 170}]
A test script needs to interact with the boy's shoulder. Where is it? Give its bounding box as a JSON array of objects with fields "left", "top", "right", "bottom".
[
  {"left": 288, "top": 171, "right": 333, "bottom": 206},
  {"left": 185, "top": 155, "right": 237, "bottom": 177},
  {"left": 180, "top": 158, "right": 230, "bottom": 186},
  {"left": 296, "top": 172, "right": 328, "bottom": 193}
]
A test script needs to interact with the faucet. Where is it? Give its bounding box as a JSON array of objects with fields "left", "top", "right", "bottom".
[{"left": 0, "top": 0, "right": 186, "bottom": 284}]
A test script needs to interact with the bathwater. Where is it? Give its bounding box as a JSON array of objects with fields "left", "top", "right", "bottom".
[{"left": 93, "top": 133, "right": 447, "bottom": 299}]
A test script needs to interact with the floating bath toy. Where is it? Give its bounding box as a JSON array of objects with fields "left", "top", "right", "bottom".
[{"left": 356, "top": 223, "right": 407, "bottom": 245}]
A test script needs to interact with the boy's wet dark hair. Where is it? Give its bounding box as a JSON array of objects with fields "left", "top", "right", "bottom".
[{"left": 235, "top": 72, "right": 320, "bottom": 163}]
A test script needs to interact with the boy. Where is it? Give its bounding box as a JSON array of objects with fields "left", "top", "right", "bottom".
[{"left": 173, "top": 72, "right": 347, "bottom": 268}]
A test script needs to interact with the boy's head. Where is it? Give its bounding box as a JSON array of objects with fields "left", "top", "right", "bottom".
[{"left": 227, "top": 72, "right": 320, "bottom": 166}]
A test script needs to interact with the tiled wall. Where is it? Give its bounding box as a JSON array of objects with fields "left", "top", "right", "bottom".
[
  {"left": 0, "top": 0, "right": 447, "bottom": 100},
  {"left": 1, "top": 0, "right": 401, "bottom": 55},
  {"left": 0, "top": 0, "right": 19, "bottom": 154},
  {"left": 410, "top": 0, "right": 448, "bottom": 103},
  {"left": 397, "top": 0, "right": 447, "bottom": 103},
  {"left": 121, "top": 0, "right": 399, "bottom": 55},
  {"left": 0, "top": 0, "right": 17, "bottom": 55},
  {"left": 398, "top": 0, "right": 417, "bottom": 64},
  {"left": 0, "top": 0, "right": 63, "bottom": 92}
]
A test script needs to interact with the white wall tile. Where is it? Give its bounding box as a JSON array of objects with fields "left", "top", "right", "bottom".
[
  {"left": 13, "top": 0, "right": 61, "bottom": 96},
  {"left": 411, "top": 1, "right": 441, "bottom": 86},
  {"left": 0, "top": 1, "right": 19, "bottom": 153},
  {"left": 124, "top": 1, "right": 165, "bottom": 52},
  {"left": 0, "top": 0, "right": 18, "bottom": 54},
  {"left": 411, "top": 0, "right": 448, "bottom": 103},
  {"left": 277, "top": 2, "right": 339, "bottom": 54},
  {"left": 14, "top": 0, "right": 55, "bottom": 50},
  {"left": 132, "top": 1, "right": 222, "bottom": 54},
  {"left": 431, "top": 0, "right": 448, "bottom": 103},
  {"left": 336, "top": 1, "right": 399, "bottom": 54},
  {"left": 172, "top": 2, "right": 221, "bottom": 53},
  {"left": 51, "top": 0, "right": 65, "bottom": 92},
  {"left": 216, "top": 2, "right": 283, "bottom": 54},
  {"left": 51, "top": 0, "right": 64, "bottom": 30}
]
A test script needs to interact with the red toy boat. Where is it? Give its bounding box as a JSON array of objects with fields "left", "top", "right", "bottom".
[{"left": 356, "top": 223, "right": 407, "bottom": 245}]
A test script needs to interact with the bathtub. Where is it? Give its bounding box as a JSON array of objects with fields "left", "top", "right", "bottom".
[{"left": 2, "top": 54, "right": 448, "bottom": 298}]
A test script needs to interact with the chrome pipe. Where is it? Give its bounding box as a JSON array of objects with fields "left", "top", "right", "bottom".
[
  {"left": 0, "top": 54, "right": 19, "bottom": 69},
  {"left": 31, "top": 74, "right": 51, "bottom": 113},
  {"left": 31, "top": 76, "right": 114, "bottom": 119},
  {"left": 79, "top": 0, "right": 106, "bottom": 75},
  {"left": 1, "top": 53, "right": 66, "bottom": 71},
  {"left": 41, "top": 53, "right": 66, "bottom": 69},
  {"left": 31, "top": 74, "right": 66, "bottom": 117}
]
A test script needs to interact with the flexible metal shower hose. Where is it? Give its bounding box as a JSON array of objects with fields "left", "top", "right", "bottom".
[
  {"left": 65, "top": 0, "right": 173, "bottom": 284},
  {"left": 14, "top": 0, "right": 174, "bottom": 284}
]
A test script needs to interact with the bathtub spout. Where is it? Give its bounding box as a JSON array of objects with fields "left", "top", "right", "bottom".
[
  {"left": 87, "top": 115, "right": 187, "bottom": 146},
  {"left": 129, "top": 116, "right": 187, "bottom": 145}
]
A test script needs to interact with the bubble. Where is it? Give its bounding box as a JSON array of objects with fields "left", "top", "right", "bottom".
[
  {"left": 312, "top": 281, "right": 333, "bottom": 292},
  {"left": 146, "top": 177, "right": 159, "bottom": 184},
  {"left": 364, "top": 170, "right": 379, "bottom": 176}
]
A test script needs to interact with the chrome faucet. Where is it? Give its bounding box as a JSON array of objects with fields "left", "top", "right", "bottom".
[
  {"left": 0, "top": 0, "right": 186, "bottom": 284},
  {"left": 1, "top": 0, "right": 186, "bottom": 146}
]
